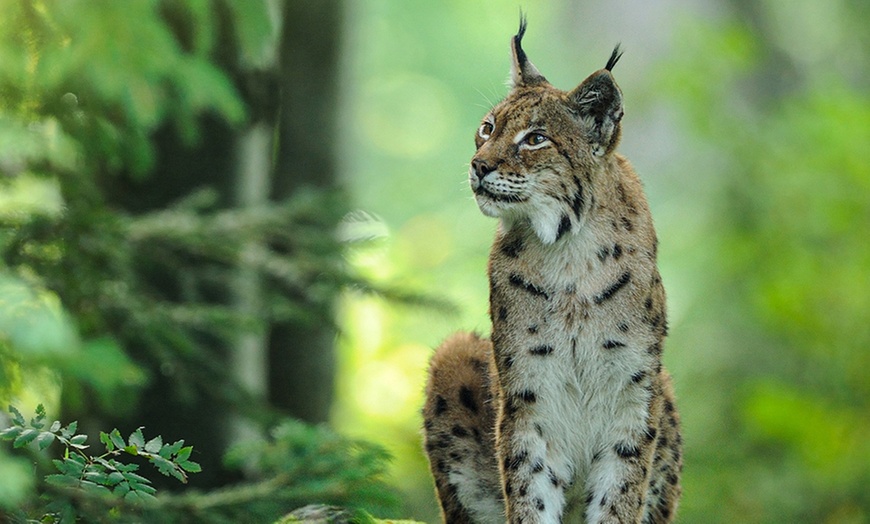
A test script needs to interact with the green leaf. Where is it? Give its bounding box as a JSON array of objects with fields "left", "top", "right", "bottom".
[
  {"left": 69, "top": 434, "right": 88, "bottom": 448},
  {"left": 13, "top": 428, "right": 39, "bottom": 448},
  {"left": 67, "top": 452, "right": 86, "bottom": 464},
  {"left": 175, "top": 445, "right": 193, "bottom": 463},
  {"left": 83, "top": 470, "right": 109, "bottom": 485},
  {"left": 124, "top": 489, "right": 157, "bottom": 504},
  {"left": 45, "top": 474, "right": 80, "bottom": 488},
  {"left": 79, "top": 479, "right": 112, "bottom": 497},
  {"left": 128, "top": 427, "right": 145, "bottom": 449},
  {"left": 31, "top": 404, "right": 46, "bottom": 429},
  {"left": 95, "top": 457, "right": 115, "bottom": 470},
  {"left": 130, "top": 481, "right": 156, "bottom": 495},
  {"left": 100, "top": 431, "right": 114, "bottom": 451},
  {"left": 149, "top": 454, "right": 175, "bottom": 476},
  {"left": 52, "top": 459, "right": 67, "bottom": 474},
  {"left": 109, "top": 429, "right": 125, "bottom": 450},
  {"left": 159, "top": 439, "right": 184, "bottom": 459},
  {"left": 114, "top": 481, "right": 131, "bottom": 497},
  {"left": 106, "top": 471, "right": 125, "bottom": 486},
  {"left": 113, "top": 462, "right": 140, "bottom": 473},
  {"left": 180, "top": 460, "right": 201, "bottom": 473},
  {"left": 36, "top": 431, "right": 56, "bottom": 450},
  {"left": 8, "top": 406, "right": 25, "bottom": 426},
  {"left": 144, "top": 435, "right": 162, "bottom": 453},
  {"left": 120, "top": 471, "right": 150, "bottom": 484},
  {"left": 149, "top": 453, "right": 186, "bottom": 482},
  {"left": 0, "top": 426, "right": 23, "bottom": 441},
  {"left": 168, "top": 466, "right": 186, "bottom": 483},
  {"left": 124, "top": 445, "right": 139, "bottom": 456},
  {"left": 49, "top": 420, "right": 61, "bottom": 433},
  {"left": 61, "top": 421, "right": 78, "bottom": 439}
]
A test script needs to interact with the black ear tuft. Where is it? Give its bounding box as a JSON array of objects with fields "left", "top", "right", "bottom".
[
  {"left": 510, "top": 13, "right": 547, "bottom": 88},
  {"left": 514, "top": 13, "right": 529, "bottom": 68},
  {"left": 605, "top": 44, "right": 624, "bottom": 72}
]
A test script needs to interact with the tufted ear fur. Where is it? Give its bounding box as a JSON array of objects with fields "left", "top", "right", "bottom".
[
  {"left": 569, "top": 45, "right": 625, "bottom": 156},
  {"left": 510, "top": 15, "right": 548, "bottom": 89}
]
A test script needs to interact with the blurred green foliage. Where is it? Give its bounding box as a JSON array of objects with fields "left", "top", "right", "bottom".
[
  {"left": 658, "top": 15, "right": 870, "bottom": 523},
  {"left": 0, "top": 0, "right": 400, "bottom": 521},
  {"left": 0, "top": 0, "right": 258, "bottom": 421},
  {"left": 0, "top": 0, "right": 244, "bottom": 176}
]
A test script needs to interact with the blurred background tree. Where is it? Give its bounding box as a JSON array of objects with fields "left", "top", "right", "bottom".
[
  {"left": 1, "top": 0, "right": 868, "bottom": 523},
  {"left": 0, "top": 0, "right": 401, "bottom": 521}
]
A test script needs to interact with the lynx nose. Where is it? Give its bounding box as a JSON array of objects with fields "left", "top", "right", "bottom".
[{"left": 471, "top": 159, "right": 496, "bottom": 182}]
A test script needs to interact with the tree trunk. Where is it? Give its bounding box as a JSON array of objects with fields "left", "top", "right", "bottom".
[{"left": 267, "top": 0, "right": 345, "bottom": 424}]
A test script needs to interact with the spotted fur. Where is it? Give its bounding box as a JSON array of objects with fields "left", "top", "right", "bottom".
[{"left": 423, "top": 17, "right": 682, "bottom": 524}]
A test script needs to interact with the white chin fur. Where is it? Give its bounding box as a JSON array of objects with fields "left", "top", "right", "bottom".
[
  {"left": 476, "top": 196, "right": 569, "bottom": 245},
  {"left": 527, "top": 201, "right": 567, "bottom": 245},
  {"left": 475, "top": 195, "right": 501, "bottom": 217}
]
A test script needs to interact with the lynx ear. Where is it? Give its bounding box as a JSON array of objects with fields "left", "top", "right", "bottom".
[
  {"left": 568, "top": 45, "right": 625, "bottom": 156},
  {"left": 510, "top": 15, "right": 548, "bottom": 89}
]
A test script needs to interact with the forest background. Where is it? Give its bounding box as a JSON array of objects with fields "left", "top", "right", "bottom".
[{"left": 1, "top": 1, "right": 868, "bottom": 523}]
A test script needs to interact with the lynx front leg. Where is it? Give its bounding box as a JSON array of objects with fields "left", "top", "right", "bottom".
[
  {"left": 423, "top": 333, "right": 504, "bottom": 524},
  {"left": 496, "top": 398, "right": 572, "bottom": 524},
  {"left": 583, "top": 436, "right": 654, "bottom": 524},
  {"left": 583, "top": 388, "right": 673, "bottom": 524}
]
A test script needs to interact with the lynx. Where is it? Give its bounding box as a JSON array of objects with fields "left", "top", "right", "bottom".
[{"left": 422, "top": 18, "right": 682, "bottom": 524}]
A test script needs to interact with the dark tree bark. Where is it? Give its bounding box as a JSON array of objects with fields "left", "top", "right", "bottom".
[{"left": 267, "top": 0, "right": 345, "bottom": 424}]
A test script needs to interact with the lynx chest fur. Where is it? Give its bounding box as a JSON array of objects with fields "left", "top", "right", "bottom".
[{"left": 423, "top": 18, "right": 682, "bottom": 524}]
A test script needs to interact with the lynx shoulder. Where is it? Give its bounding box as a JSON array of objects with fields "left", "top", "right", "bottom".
[{"left": 423, "top": 17, "right": 682, "bottom": 524}]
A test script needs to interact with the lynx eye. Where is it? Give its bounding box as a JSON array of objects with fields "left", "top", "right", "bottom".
[
  {"left": 479, "top": 121, "right": 494, "bottom": 139},
  {"left": 522, "top": 132, "right": 549, "bottom": 148}
]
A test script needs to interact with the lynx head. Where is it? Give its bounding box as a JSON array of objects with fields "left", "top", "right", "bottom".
[{"left": 470, "top": 17, "right": 625, "bottom": 244}]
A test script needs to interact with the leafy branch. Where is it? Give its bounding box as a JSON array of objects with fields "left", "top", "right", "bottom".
[{"left": 0, "top": 405, "right": 200, "bottom": 504}]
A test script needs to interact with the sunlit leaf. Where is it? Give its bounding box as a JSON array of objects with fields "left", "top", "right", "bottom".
[
  {"left": 36, "top": 431, "right": 55, "bottom": 450},
  {"left": 180, "top": 460, "right": 201, "bottom": 473},
  {"left": 160, "top": 439, "right": 184, "bottom": 459},
  {"left": 0, "top": 426, "right": 22, "bottom": 441},
  {"left": 13, "top": 428, "right": 38, "bottom": 448},
  {"left": 61, "top": 420, "right": 77, "bottom": 439},
  {"left": 7, "top": 406, "right": 24, "bottom": 426},
  {"left": 128, "top": 427, "right": 145, "bottom": 449},
  {"left": 100, "top": 431, "right": 114, "bottom": 452},
  {"left": 175, "top": 445, "right": 193, "bottom": 463},
  {"left": 144, "top": 435, "right": 162, "bottom": 454},
  {"left": 109, "top": 429, "right": 125, "bottom": 451}
]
